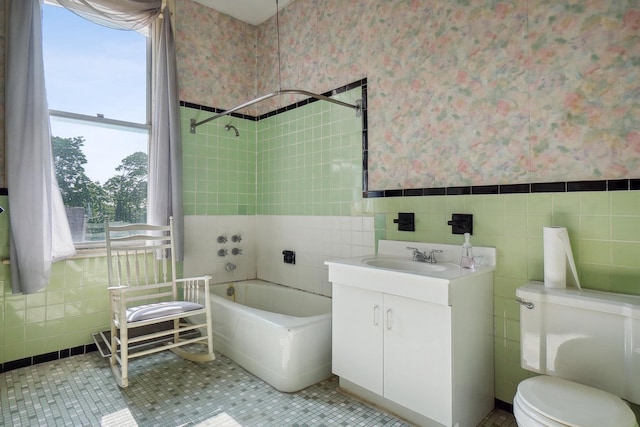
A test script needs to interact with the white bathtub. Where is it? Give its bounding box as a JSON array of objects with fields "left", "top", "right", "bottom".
[{"left": 210, "top": 279, "right": 332, "bottom": 392}]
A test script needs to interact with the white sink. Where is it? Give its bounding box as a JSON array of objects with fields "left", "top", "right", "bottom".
[
  {"left": 362, "top": 257, "right": 447, "bottom": 272},
  {"left": 325, "top": 240, "right": 497, "bottom": 305}
]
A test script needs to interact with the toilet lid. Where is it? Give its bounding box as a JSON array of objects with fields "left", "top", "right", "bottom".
[{"left": 517, "top": 376, "right": 638, "bottom": 427}]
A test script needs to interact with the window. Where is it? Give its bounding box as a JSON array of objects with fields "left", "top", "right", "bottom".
[{"left": 42, "top": 3, "right": 150, "bottom": 246}]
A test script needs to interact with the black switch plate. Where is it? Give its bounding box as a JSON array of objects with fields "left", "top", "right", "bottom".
[
  {"left": 393, "top": 212, "right": 415, "bottom": 231},
  {"left": 282, "top": 250, "right": 296, "bottom": 264},
  {"left": 447, "top": 213, "right": 473, "bottom": 235}
]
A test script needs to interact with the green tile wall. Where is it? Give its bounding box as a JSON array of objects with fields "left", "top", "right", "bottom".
[
  {"left": 0, "top": 194, "right": 111, "bottom": 364},
  {"left": 367, "top": 190, "right": 640, "bottom": 403},
  {"left": 256, "top": 89, "right": 363, "bottom": 216},
  {"left": 181, "top": 114, "right": 257, "bottom": 216},
  {"left": 181, "top": 87, "right": 363, "bottom": 217}
]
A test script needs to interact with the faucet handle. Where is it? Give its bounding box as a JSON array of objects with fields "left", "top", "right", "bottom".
[{"left": 406, "top": 247, "right": 426, "bottom": 261}]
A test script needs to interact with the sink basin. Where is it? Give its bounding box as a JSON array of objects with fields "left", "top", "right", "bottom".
[{"left": 363, "top": 258, "right": 447, "bottom": 272}]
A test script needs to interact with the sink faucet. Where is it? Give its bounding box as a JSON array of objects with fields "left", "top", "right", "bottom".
[{"left": 407, "top": 247, "right": 443, "bottom": 263}]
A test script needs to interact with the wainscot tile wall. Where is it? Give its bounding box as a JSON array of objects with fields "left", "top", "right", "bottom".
[
  {"left": 0, "top": 193, "right": 107, "bottom": 370},
  {"left": 366, "top": 189, "right": 640, "bottom": 406}
]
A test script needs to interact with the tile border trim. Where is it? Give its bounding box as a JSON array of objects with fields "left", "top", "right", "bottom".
[
  {"left": 180, "top": 78, "right": 368, "bottom": 123},
  {"left": 367, "top": 179, "right": 640, "bottom": 198},
  {"left": 0, "top": 343, "right": 98, "bottom": 373}
]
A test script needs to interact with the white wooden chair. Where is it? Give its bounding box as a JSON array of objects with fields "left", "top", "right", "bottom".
[{"left": 105, "top": 217, "right": 214, "bottom": 387}]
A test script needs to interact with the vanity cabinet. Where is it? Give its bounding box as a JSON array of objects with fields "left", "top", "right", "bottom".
[
  {"left": 327, "top": 240, "right": 496, "bottom": 427},
  {"left": 332, "top": 284, "right": 452, "bottom": 425}
]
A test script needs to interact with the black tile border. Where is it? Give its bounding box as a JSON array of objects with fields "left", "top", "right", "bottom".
[
  {"left": 494, "top": 398, "right": 514, "bottom": 414},
  {"left": 181, "top": 78, "right": 368, "bottom": 124},
  {"left": 0, "top": 344, "right": 97, "bottom": 373},
  {"left": 363, "top": 178, "right": 640, "bottom": 198}
]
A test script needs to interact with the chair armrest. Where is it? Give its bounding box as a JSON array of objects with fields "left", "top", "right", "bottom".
[{"left": 175, "top": 275, "right": 212, "bottom": 283}]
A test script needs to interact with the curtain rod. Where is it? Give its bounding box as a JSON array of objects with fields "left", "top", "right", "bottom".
[{"left": 189, "top": 89, "right": 363, "bottom": 134}]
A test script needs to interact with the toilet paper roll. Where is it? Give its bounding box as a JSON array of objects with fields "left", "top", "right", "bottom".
[{"left": 543, "top": 227, "right": 581, "bottom": 290}]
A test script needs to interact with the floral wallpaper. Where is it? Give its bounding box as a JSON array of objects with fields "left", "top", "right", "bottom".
[
  {"left": 175, "top": 0, "right": 640, "bottom": 190},
  {"left": 175, "top": 0, "right": 256, "bottom": 114}
]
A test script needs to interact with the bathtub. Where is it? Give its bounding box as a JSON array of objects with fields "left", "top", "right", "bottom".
[{"left": 209, "top": 279, "right": 332, "bottom": 392}]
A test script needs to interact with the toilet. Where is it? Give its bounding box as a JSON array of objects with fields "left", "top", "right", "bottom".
[{"left": 514, "top": 282, "right": 640, "bottom": 427}]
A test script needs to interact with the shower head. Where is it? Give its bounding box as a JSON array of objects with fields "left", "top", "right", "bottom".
[{"left": 225, "top": 124, "right": 240, "bottom": 137}]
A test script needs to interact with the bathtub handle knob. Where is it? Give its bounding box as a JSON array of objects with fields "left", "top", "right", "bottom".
[
  {"left": 232, "top": 234, "right": 242, "bottom": 243},
  {"left": 217, "top": 235, "right": 228, "bottom": 244},
  {"left": 373, "top": 305, "right": 379, "bottom": 326},
  {"left": 217, "top": 249, "right": 228, "bottom": 257},
  {"left": 232, "top": 248, "right": 243, "bottom": 255}
]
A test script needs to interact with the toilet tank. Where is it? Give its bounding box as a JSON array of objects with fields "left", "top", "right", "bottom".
[{"left": 516, "top": 281, "right": 640, "bottom": 405}]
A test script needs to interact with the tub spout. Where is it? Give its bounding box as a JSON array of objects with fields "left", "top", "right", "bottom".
[{"left": 225, "top": 262, "right": 237, "bottom": 271}]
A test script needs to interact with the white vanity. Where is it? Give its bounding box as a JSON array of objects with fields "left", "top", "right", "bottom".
[{"left": 325, "top": 240, "right": 496, "bottom": 427}]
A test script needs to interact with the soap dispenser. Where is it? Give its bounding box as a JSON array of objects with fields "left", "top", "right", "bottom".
[{"left": 460, "top": 232, "right": 475, "bottom": 269}]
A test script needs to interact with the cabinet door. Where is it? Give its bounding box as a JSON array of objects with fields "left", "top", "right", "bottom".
[
  {"left": 332, "top": 284, "right": 383, "bottom": 394},
  {"left": 384, "top": 294, "right": 452, "bottom": 425}
]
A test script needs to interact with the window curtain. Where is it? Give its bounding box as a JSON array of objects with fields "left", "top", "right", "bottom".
[
  {"left": 56, "top": 0, "right": 185, "bottom": 259},
  {"left": 148, "top": 7, "right": 185, "bottom": 260},
  {"left": 6, "top": 0, "right": 76, "bottom": 294}
]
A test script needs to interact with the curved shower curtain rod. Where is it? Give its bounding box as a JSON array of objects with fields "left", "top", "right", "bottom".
[{"left": 189, "top": 89, "right": 363, "bottom": 134}]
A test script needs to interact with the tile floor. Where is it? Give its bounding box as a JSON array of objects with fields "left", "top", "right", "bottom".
[{"left": 0, "top": 350, "right": 517, "bottom": 426}]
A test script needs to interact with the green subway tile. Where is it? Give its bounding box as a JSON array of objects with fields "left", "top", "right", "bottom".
[
  {"left": 527, "top": 193, "right": 552, "bottom": 215},
  {"left": 4, "top": 343, "right": 26, "bottom": 364},
  {"left": 580, "top": 240, "right": 611, "bottom": 264},
  {"left": 63, "top": 331, "right": 93, "bottom": 349},
  {"left": 552, "top": 193, "right": 580, "bottom": 216},
  {"left": 580, "top": 216, "right": 610, "bottom": 240},
  {"left": 46, "top": 304, "right": 65, "bottom": 321},
  {"left": 504, "top": 194, "right": 528, "bottom": 215},
  {"left": 609, "top": 267, "right": 640, "bottom": 295},
  {"left": 494, "top": 316, "right": 507, "bottom": 341},
  {"left": 611, "top": 192, "right": 640, "bottom": 215},
  {"left": 579, "top": 263, "right": 611, "bottom": 291},
  {"left": 47, "top": 289, "right": 65, "bottom": 305},
  {"left": 4, "top": 325, "right": 26, "bottom": 344},
  {"left": 26, "top": 293, "right": 46, "bottom": 308},
  {"left": 496, "top": 238, "right": 528, "bottom": 279},
  {"left": 612, "top": 242, "right": 640, "bottom": 267},
  {"left": 25, "top": 321, "right": 47, "bottom": 340},
  {"left": 612, "top": 217, "right": 640, "bottom": 242},
  {"left": 504, "top": 215, "right": 528, "bottom": 236},
  {"left": 25, "top": 339, "right": 46, "bottom": 358},
  {"left": 26, "top": 307, "right": 47, "bottom": 324},
  {"left": 526, "top": 215, "right": 552, "bottom": 236},
  {"left": 580, "top": 192, "right": 610, "bottom": 215},
  {"left": 506, "top": 338, "right": 521, "bottom": 364}
]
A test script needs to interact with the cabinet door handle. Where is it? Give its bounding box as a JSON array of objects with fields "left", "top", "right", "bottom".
[
  {"left": 373, "top": 304, "right": 379, "bottom": 326},
  {"left": 386, "top": 308, "right": 392, "bottom": 330}
]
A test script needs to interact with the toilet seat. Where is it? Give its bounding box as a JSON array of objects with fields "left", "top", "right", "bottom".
[{"left": 515, "top": 376, "right": 638, "bottom": 427}]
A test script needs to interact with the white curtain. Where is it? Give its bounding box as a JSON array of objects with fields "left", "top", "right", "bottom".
[
  {"left": 148, "top": 7, "right": 185, "bottom": 260},
  {"left": 56, "top": 0, "right": 185, "bottom": 259},
  {"left": 6, "top": 0, "right": 76, "bottom": 294}
]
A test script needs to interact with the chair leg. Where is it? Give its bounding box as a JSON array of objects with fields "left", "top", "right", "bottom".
[{"left": 110, "top": 323, "right": 129, "bottom": 388}]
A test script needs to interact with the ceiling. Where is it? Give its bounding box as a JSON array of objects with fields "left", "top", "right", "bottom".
[{"left": 192, "top": 0, "right": 294, "bottom": 26}]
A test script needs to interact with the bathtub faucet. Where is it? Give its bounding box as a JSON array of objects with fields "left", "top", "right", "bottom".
[{"left": 225, "top": 262, "right": 237, "bottom": 271}]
